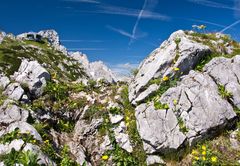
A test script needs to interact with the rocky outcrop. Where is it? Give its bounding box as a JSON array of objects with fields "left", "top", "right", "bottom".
[
  {"left": 135, "top": 62, "right": 238, "bottom": 154},
  {"left": 12, "top": 59, "right": 50, "bottom": 98},
  {"left": 38, "top": 30, "right": 67, "bottom": 55},
  {"left": 69, "top": 51, "right": 118, "bottom": 83},
  {"left": 0, "top": 32, "right": 6, "bottom": 44},
  {"left": 129, "top": 30, "right": 210, "bottom": 105},
  {"left": 0, "top": 74, "right": 10, "bottom": 89}
]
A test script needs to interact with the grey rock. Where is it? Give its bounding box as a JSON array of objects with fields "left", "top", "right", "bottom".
[
  {"left": 113, "top": 121, "right": 133, "bottom": 153},
  {"left": 0, "top": 100, "right": 29, "bottom": 125},
  {"left": 0, "top": 74, "right": 10, "bottom": 89},
  {"left": 133, "top": 84, "right": 159, "bottom": 105},
  {"left": 146, "top": 155, "right": 165, "bottom": 166},
  {"left": 89, "top": 61, "right": 117, "bottom": 83},
  {"left": 135, "top": 103, "right": 186, "bottom": 154},
  {"left": 204, "top": 55, "right": 240, "bottom": 108},
  {"left": 38, "top": 30, "right": 67, "bottom": 55},
  {"left": 0, "top": 32, "right": 6, "bottom": 44},
  {"left": 135, "top": 70, "right": 237, "bottom": 154},
  {"left": 12, "top": 59, "right": 50, "bottom": 98},
  {"left": 230, "top": 129, "right": 240, "bottom": 150},
  {"left": 4, "top": 83, "right": 24, "bottom": 101},
  {"left": 129, "top": 30, "right": 210, "bottom": 104},
  {"left": 100, "top": 135, "right": 113, "bottom": 154},
  {"left": 109, "top": 114, "right": 123, "bottom": 124},
  {"left": 0, "top": 121, "right": 42, "bottom": 141},
  {"left": 0, "top": 139, "right": 24, "bottom": 154}
]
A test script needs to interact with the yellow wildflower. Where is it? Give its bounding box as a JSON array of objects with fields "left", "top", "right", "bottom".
[
  {"left": 202, "top": 156, "right": 206, "bottom": 161},
  {"left": 32, "top": 139, "right": 36, "bottom": 143},
  {"left": 162, "top": 76, "right": 169, "bottom": 81},
  {"left": 102, "top": 155, "right": 109, "bottom": 160},
  {"left": 44, "top": 140, "right": 49, "bottom": 144},
  {"left": 173, "top": 99, "right": 178, "bottom": 105},
  {"left": 194, "top": 156, "right": 199, "bottom": 160},
  {"left": 202, "top": 151, "right": 206, "bottom": 155},
  {"left": 126, "top": 116, "right": 130, "bottom": 121},
  {"left": 173, "top": 67, "right": 180, "bottom": 71},
  {"left": 202, "top": 145, "right": 206, "bottom": 151},
  {"left": 191, "top": 150, "right": 198, "bottom": 155},
  {"left": 211, "top": 156, "right": 217, "bottom": 163},
  {"left": 25, "top": 131, "right": 31, "bottom": 135},
  {"left": 126, "top": 122, "right": 130, "bottom": 127}
]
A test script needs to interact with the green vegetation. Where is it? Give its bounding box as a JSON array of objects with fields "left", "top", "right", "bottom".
[
  {"left": 0, "top": 37, "right": 86, "bottom": 81},
  {"left": 177, "top": 117, "right": 189, "bottom": 134},
  {"left": 154, "top": 101, "right": 169, "bottom": 110},
  {"left": 0, "top": 149, "right": 40, "bottom": 166},
  {"left": 60, "top": 145, "right": 79, "bottom": 166},
  {"left": 218, "top": 84, "right": 233, "bottom": 100}
]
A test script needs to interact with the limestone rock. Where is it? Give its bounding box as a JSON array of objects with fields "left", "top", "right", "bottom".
[
  {"left": 129, "top": 30, "right": 210, "bottom": 104},
  {"left": 135, "top": 103, "right": 186, "bottom": 154},
  {"left": 89, "top": 61, "right": 117, "bottom": 83},
  {"left": 0, "top": 139, "right": 24, "bottom": 154},
  {"left": 204, "top": 55, "right": 240, "bottom": 108},
  {"left": 4, "top": 83, "right": 24, "bottom": 101},
  {"left": 0, "top": 100, "right": 29, "bottom": 125},
  {"left": 0, "top": 32, "right": 6, "bottom": 44},
  {"left": 146, "top": 155, "right": 165, "bottom": 166},
  {"left": 0, "top": 73, "right": 10, "bottom": 89},
  {"left": 0, "top": 121, "right": 42, "bottom": 141},
  {"left": 109, "top": 114, "right": 123, "bottom": 124},
  {"left": 38, "top": 30, "right": 67, "bottom": 55},
  {"left": 113, "top": 121, "right": 133, "bottom": 153},
  {"left": 12, "top": 59, "right": 50, "bottom": 98}
]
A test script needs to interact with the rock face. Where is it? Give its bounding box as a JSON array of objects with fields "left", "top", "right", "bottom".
[
  {"left": 135, "top": 67, "right": 238, "bottom": 154},
  {"left": 69, "top": 52, "right": 118, "bottom": 83},
  {"left": 129, "top": 30, "right": 210, "bottom": 104},
  {"left": 4, "top": 83, "right": 24, "bottom": 101},
  {"left": 0, "top": 73, "right": 10, "bottom": 89},
  {"left": 38, "top": 30, "right": 67, "bottom": 55},
  {"left": 203, "top": 55, "right": 240, "bottom": 108},
  {"left": 12, "top": 59, "right": 50, "bottom": 98}
]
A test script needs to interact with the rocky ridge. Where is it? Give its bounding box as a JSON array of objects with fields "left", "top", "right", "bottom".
[{"left": 0, "top": 29, "right": 239, "bottom": 166}]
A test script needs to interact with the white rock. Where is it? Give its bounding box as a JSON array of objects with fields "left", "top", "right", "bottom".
[
  {"left": 109, "top": 114, "right": 123, "bottom": 124},
  {"left": 146, "top": 155, "right": 165, "bottom": 166},
  {"left": 4, "top": 83, "right": 24, "bottom": 101}
]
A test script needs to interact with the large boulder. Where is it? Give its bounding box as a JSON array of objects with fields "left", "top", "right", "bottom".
[
  {"left": 129, "top": 30, "right": 210, "bottom": 105},
  {"left": 12, "top": 59, "right": 50, "bottom": 98},
  {"left": 135, "top": 70, "right": 237, "bottom": 154}
]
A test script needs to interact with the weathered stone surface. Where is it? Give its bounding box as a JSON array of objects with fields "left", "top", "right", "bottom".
[
  {"left": 113, "top": 121, "right": 133, "bottom": 153},
  {"left": 0, "top": 32, "right": 6, "bottom": 44},
  {"left": 0, "top": 100, "right": 29, "bottom": 125},
  {"left": 109, "top": 114, "right": 123, "bottom": 124},
  {"left": 4, "top": 83, "right": 24, "bottom": 101},
  {"left": 136, "top": 70, "right": 237, "bottom": 154},
  {"left": 146, "top": 155, "right": 165, "bottom": 166},
  {"left": 38, "top": 30, "right": 67, "bottom": 55},
  {"left": 0, "top": 121, "right": 42, "bottom": 141},
  {"left": 129, "top": 30, "right": 210, "bottom": 104},
  {"left": 0, "top": 139, "right": 24, "bottom": 154},
  {"left": 0, "top": 74, "right": 10, "bottom": 89},
  {"left": 204, "top": 55, "right": 240, "bottom": 108},
  {"left": 12, "top": 59, "right": 50, "bottom": 98},
  {"left": 133, "top": 84, "right": 159, "bottom": 105},
  {"left": 135, "top": 103, "right": 186, "bottom": 154},
  {"left": 89, "top": 61, "right": 117, "bottom": 83}
]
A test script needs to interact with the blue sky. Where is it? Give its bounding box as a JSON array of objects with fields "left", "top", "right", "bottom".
[{"left": 1, "top": 0, "right": 240, "bottom": 74}]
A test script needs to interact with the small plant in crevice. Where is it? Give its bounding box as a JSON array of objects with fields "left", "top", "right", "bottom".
[
  {"left": 154, "top": 100, "right": 169, "bottom": 110},
  {"left": 177, "top": 117, "right": 189, "bottom": 134},
  {"left": 218, "top": 84, "right": 233, "bottom": 101},
  {"left": 60, "top": 145, "right": 79, "bottom": 166}
]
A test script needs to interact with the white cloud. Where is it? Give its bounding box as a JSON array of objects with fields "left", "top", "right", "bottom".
[
  {"left": 96, "top": 5, "right": 170, "bottom": 20},
  {"left": 219, "top": 19, "right": 240, "bottom": 33},
  {"left": 188, "top": 0, "right": 240, "bottom": 11},
  {"left": 106, "top": 25, "right": 147, "bottom": 39},
  {"left": 110, "top": 63, "right": 139, "bottom": 75}
]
